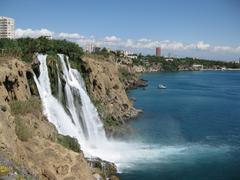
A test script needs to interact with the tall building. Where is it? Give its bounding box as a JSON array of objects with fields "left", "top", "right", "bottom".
[
  {"left": 0, "top": 16, "right": 15, "bottom": 39},
  {"left": 156, "top": 47, "right": 161, "bottom": 57}
]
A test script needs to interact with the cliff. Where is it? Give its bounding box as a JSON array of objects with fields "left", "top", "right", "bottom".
[
  {"left": 0, "top": 57, "right": 115, "bottom": 179},
  {"left": 81, "top": 55, "right": 139, "bottom": 137}
]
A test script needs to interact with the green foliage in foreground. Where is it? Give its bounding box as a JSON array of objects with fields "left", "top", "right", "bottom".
[{"left": 57, "top": 134, "right": 81, "bottom": 153}]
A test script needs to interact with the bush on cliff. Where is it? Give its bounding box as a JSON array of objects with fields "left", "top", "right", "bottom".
[
  {"left": 57, "top": 134, "right": 81, "bottom": 153},
  {"left": 0, "top": 165, "right": 10, "bottom": 176},
  {"left": 118, "top": 66, "right": 134, "bottom": 83},
  {"left": 15, "top": 116, "right": 32, "bottom": 141},
  {"left": 9, "top": 97, "right": 41, "bottom": 117}
]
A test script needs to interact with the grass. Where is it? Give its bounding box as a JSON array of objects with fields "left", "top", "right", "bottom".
[
  {"left": 9, "top": 97, "right": 41, "bottom": 117},
  {"left": 10, "top": 98, "right": 38, "bottom": 141},
  {"left": 57, "top": 134, "right": 81, "bottom": 153},
  {"left": 15, "top": 116, "right": 32, "bottom": 141}
]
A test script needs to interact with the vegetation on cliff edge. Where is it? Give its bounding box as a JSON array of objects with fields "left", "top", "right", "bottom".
[{"left": 0, "top": 37, "right": 83, "bottom": 63}]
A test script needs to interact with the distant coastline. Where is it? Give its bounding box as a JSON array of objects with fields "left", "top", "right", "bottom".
[{"left": 201, "top": 68, "right": 240, "bottom": 71}]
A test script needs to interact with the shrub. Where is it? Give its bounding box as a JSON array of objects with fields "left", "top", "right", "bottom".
[
  {"left": 9, "top": 97, "right": 41, "bottom": 117},
  {"left": 0, "top": 165, "right": 9, "bottom": 176},
  {"left": 57, "top": 134, "right": 81, "bottom": 153},
  {"left": 118, "top": 67, "right": 135, "bottom": 83},
  {"left": 15, "top": 116, "right": 32, "bottom": 141}
]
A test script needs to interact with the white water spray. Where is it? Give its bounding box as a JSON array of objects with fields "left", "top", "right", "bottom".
[{"left": 33, "top": 54, "right": 231, "bottom": 172}]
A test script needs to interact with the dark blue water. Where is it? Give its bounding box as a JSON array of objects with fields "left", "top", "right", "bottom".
[{"left": 120, "top": 71, "right": 240, "bottom": 180}]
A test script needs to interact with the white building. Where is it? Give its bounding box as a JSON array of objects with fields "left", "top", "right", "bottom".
[
  {"left": 127, "top": 54, "right": 138, "bottom": 59},
  {"left": 233, "top": 59, "right": 240, "bottom": 64},
  {"left": 85, "top": 44, "right": 96, "bottom": 53},
  {"left": 165, "top": 58, "right": 174, "bottom": 62},
  {"left": 0, "top": 16, "right": 15, "bottom": 39},
  {"left": 192, "top": 64, "right": 203, "bottom": 70}
]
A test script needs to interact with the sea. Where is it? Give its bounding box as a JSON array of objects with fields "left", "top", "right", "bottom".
[{"left": 119, "top": 71, "right": 240, "bottom": 180}]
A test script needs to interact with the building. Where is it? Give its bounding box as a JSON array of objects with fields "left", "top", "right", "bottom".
[
  {"left": 192, "top": 64, "right": 203, "bottom": 70},
  {"left": 156, "top": 47, "right": 161, "bottom": 57},
  {"left": 165, "top": 58, "right": 173, "bottom": 62},
  {"left": 0, "top": 16, "right": 15, "bottom": 39},
  {"left": 232, "top": 58, "right": 240, "bottom": 64},
  {"left": 85, "top": 44, "right": 97, "bottom": 53},
  {"left": 127, "top": 54, "right": 138, "bottom": 59}
]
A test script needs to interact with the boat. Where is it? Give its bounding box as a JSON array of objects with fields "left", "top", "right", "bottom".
[{"left": 158, "top": 84, "right": 167, "bottom": 89}]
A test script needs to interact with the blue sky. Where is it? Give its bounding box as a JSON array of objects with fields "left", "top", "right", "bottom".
[{"left": 1, "top": 0, "right": 240, "bottom": 60}]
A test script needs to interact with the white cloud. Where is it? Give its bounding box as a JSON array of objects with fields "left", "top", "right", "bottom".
[
  {"left": 214, "top": 46, "right": 232, "bottom": 52},
  {"left": 161, "top": 41, "right": 185, "bottom": 50},
  {"left": 196, "top": 41, "right": 210, "bottom": 50},
  {"left": 122, "top": 39, "right": 186, "bottom": 50},
  {"left": 138, "top": 38, "right": 152, "bottom": 43},
  {"left": 59, "top": 32, "right": 84, "bottom": 39},
  {"left": 236, "top": 46, "right": 240, "bottom": 53},
  {"left": 15, "top": 28, "right": 54, "bottom": 38},
  {"left": 213, "top": 46, "right": 240, "bottom": 53},
  {"left": 125, "top": 39, "right": 134, "bottom": 48},
  {"left": 104, "top": 36, "right": 121, "bottom": 42},
  {"left": 78, "top": 38, "right": 102, "bottom": 47}
]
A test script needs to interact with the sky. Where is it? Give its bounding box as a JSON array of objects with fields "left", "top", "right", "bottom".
[{"left": 1, "top": 0, "right": 240, "bottom": 60}]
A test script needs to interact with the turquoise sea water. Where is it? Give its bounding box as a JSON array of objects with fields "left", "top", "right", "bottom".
[{"left": 120, "top": 71, "right": 240, "bottom": 180}]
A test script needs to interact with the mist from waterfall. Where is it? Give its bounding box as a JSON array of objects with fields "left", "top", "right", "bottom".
[{"left": 33, "top": 54, "right": 231, "bottom": 172}]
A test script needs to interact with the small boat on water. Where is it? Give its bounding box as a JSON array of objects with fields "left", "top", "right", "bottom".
[{"left": 158, "top": 84, "right": 167, "bottom": 89}]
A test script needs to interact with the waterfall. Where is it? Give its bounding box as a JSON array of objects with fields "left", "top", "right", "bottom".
[
  {"left": 33, "top": 53, "right": 144, "bottom": 169},
  {"left": 33, "top": 54, "right": 81, "bottom": 141},
  {"left": 56, "top": 63, "right": 62, "bottom": 101},
  {"left": 33, "top": 54, "right": 108, "bottom": 151}
]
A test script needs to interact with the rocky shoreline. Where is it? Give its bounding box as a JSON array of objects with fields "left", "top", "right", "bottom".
[{"left": 126, "top": 78, "right": 148, "bottom": 89}]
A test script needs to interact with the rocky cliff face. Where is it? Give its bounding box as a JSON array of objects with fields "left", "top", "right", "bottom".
[
  {"left": 0, "top": 54, "right": 140, "bottom": 179},
  {"left": 0, "top": 57, "right": 101, "bottom": 179},
  {"left": 82, "top": 55, "right": 139, "bottom": 137}
]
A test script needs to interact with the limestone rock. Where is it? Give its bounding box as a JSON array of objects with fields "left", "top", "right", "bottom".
[{"left": 82, "top": 56, "right": 139, "bottom": 136}]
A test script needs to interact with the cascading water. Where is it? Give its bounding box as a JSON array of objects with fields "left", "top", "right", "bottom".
[
  {"left": 33, "top": 53, "right": 231, "bottom": 172},
  {"left": 33, "top": 53, "right": 108, "bottom": 150}
]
